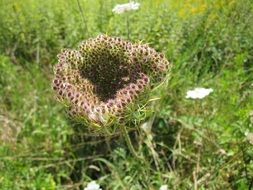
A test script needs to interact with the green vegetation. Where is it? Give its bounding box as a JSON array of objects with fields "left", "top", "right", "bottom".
[{"left": 0, "top": 0, "right": 253, "bottom": 189}]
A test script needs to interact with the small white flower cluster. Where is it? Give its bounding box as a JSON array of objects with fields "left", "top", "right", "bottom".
[
  {"left": 112, "top": 1, "right": 140, "bottom": 14},
  {"left": 186, "top": 87, "right": 213, "bottom": 99},
  {"left": 140, "top": 121, "right": 152, "bottom": 134},
  {"left": 84, "top": 181, "right": 102, "bottom": 190},
  {"left": 245, "top": 132, "right": 253, "bottom": 145},
  {"left": 160, "top": 184, "right": 168, "bottom": 190},
  {"left": 249, "top": 110, "right": 253, "bottom": 123}
]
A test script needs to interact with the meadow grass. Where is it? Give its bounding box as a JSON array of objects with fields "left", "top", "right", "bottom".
[{"left": 0, "top": 0, "right": 253, "bottom": 189}]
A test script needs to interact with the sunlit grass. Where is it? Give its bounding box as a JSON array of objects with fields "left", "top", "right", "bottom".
[{"left": 0, "top": 0, "right": 253, "bottom": 189}]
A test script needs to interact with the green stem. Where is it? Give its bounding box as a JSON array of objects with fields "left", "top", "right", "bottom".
[
  {"left": 76, "top": 0, "right": 87, "bottom": 33},
  {"left": 126, "top": 14, "right": 130, "bottom": 40},
  {"left": 120, "top": 125, "right": 139, "bottom": 159}
]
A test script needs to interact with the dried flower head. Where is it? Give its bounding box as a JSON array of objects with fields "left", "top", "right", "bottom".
[{"left": 52, "top": 35, "right": 169, "bottom": 126}]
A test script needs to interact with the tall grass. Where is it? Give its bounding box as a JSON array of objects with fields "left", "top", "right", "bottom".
[{"left": 0, "top": 0, "right": 253, "bottom": 189}]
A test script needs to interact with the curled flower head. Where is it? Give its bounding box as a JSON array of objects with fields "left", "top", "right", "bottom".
[{"left": 52, "top": 35, "right": 170, "bottom": 126}]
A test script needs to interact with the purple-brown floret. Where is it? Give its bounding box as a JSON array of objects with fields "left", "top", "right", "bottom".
[{"left": 52, "top": 35, "right": 170, "bottom": 124}]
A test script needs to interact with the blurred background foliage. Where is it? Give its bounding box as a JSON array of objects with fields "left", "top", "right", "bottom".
[{"left": 0, "top": 0, "right": 253, "bottom": 189}]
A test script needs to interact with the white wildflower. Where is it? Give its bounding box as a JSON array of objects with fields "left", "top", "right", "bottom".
[
  {"left": 84, "top": 181, "right": 102, "bottom": 190},
  {"left": 218, "top": 149, "right": 227, "bottom": 155},
  {"left": 112, "top": 1, "right": 140, "bottom": 14},
  {"left": 245, "top": 132, "right": 253, "bottom": 145},
  {"left": 249, "top": 110, "right": 253, "bottom": 123},
  {"left": 140, "top": 121, "right": 152, "bottom": 134},
  {"left": 186, "top": 87, "right": 213, "bottom": 99},
  {"left": 160, "top": 184, "right": 168, "bottom": 190}
]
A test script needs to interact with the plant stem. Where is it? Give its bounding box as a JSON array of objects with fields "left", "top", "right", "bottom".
[
  {"left": 76, "top": 0, "right": 87, "bottom": 33},
  {"left": 126, "top": 14, "right": 130, "bottom": 40},
  {"left": 120, "top": 125, "right": 139, "bottom": 159}
]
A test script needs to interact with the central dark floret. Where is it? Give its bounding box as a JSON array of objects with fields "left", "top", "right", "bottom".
[
  {"left": 52, "top": 35, "right": 169, "bottom": 124},
  {"left": 80, "top": 46, "right": 134, "bottom": 102}
]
